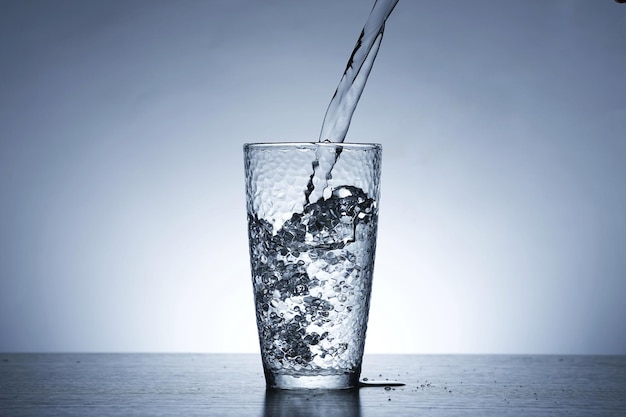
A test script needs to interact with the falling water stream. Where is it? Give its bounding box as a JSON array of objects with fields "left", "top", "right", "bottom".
[
  {"left": 319, "top": 0, "right": 399, "bottom": 144},
  {"left": 305, "top": 0, "right": 399, "bottom": 205}
]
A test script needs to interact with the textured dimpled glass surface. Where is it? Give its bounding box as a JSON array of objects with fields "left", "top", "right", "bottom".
[{"left": 244, "top": 143, "right": 382, "bottom": 389}]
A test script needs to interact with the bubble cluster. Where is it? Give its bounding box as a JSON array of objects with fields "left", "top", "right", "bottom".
[{"left": 248, "top": 185, "right": 378, "bottom": 374}]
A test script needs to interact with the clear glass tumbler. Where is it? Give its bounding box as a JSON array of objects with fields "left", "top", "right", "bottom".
[{"left": 244, "top": 142, "right": 382, "bottom": 389}]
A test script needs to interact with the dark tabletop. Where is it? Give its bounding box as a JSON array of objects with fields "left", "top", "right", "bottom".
[{"left": 1, "top": 353, "right": 624, "bottom": 416}]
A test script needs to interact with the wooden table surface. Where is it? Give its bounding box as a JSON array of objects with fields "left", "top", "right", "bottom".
[{"left": 1, "top": 353, "right": 624, "bottom": 416}]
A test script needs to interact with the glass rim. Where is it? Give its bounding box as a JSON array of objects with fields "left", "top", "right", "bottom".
[{"left": 244, "top": 142, "right": 381, "bottom": 150}]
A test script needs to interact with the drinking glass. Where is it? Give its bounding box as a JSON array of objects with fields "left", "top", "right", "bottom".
[{"left": 244, "top": 142, "right": 382, "bottom": 389}]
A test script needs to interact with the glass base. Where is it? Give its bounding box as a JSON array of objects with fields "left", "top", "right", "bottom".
[{"left": 266, "top": 372, "right": 360, "bottom": 390}]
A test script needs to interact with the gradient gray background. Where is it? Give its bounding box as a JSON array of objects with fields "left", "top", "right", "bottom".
[{"left": 1, "top": 0, "right": 625, "bottom": 354}]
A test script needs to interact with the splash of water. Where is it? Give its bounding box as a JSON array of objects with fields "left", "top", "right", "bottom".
[{"left": 319, "top": 0, "right": 399, "bottom": 143}]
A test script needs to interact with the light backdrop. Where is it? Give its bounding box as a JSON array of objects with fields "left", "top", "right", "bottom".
[{"left": 1, "top": 0, "right": 625, "bottom": 354}]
